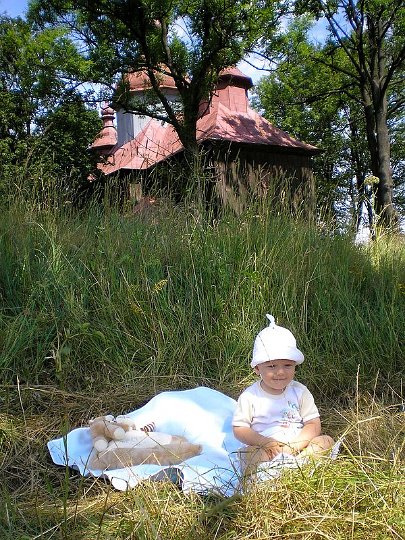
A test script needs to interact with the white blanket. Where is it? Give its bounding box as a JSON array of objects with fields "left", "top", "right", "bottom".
[
  {"left": 47, "top": 386, "right": 342, "bottom": 495},
  {"left": 47, "top": 386, "right": 241, "bottom": 495}
]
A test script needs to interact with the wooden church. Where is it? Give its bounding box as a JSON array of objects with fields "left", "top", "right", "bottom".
[{"left": 90, "top": 67, "right": 319, "bottom": 212}]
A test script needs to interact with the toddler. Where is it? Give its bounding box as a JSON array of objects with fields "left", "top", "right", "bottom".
[{"left": 233, "top": 314, "right": 333, "bottom": 472}]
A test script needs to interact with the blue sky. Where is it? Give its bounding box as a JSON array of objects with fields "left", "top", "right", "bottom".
[{"left": 0, "top": 0, "right": 28, "bottom": 17}]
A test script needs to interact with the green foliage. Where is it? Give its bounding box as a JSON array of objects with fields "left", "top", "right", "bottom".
[
  {"left": 35, "top": 97, "right": 102, "bottom": 188},
  {"left": 28, "top": 0, "right": 269, "bottom": 156},
  {"left": 292, "top": 0, "right": 405, "bottom": 225},
  {"left": 0, "top": 14, "right": 93, "bottom": 125},
  {"left": 0, "top": 14, "right": 99, "bottom": 203},
  {"left": 255, "top": 10, "right": 405, "bottom": 225},
  {"left": 255, "top": 17, "right": 362, "bottom": 222}
]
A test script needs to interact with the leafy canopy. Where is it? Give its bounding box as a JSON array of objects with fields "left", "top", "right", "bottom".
[{"left": 28, "top": 0, "right": 274, "bottom": 150}]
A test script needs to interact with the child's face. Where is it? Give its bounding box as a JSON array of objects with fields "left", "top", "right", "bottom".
[{"left": 254, "top": 359, "right": 296, "bottom": 394}]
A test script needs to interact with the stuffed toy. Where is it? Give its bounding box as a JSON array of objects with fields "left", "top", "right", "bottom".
[{"left": 88, "top": 415, "right": 202, "bottom": 470}]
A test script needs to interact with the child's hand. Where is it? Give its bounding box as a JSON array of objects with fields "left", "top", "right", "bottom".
[
  {"left": 263, "top": 440, "right": 285, "bottom": 459},
  {"left": 277, "top": 443, "right": 295, "bottom": 455}
]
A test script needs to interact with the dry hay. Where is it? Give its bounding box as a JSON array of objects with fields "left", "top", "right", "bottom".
[{"left": 0, "top": 382, "right": 403, "bottom": 540}]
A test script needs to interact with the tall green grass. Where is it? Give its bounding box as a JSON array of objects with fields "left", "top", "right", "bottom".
[{"left": 0, "top": 195, "right": 404, "bottom": 397}]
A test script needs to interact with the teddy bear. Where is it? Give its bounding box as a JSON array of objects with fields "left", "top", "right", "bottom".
[{"left": 88, "top": 415, "right": 202, "bottom": 470}]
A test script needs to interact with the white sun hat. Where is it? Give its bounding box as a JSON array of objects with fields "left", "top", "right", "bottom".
[{"left": 251, "top": 314, "right": 304, "bottom": 367}]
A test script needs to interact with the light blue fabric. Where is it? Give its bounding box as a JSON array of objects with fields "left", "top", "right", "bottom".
[{"left": 47, "top": 386, "right": 241, "bottom": 495}]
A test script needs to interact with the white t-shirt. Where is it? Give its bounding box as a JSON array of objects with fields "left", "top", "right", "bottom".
[{"left": 232, "top": 380, "right": 320, "bottom": 444}]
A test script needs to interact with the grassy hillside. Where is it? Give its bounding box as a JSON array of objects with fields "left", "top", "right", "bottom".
[
  {"left": 0, "top": 198, "right": 403, "bottom": 395},
  {"left": 0, "top": 197, "right": 404, "bottom": 539}
]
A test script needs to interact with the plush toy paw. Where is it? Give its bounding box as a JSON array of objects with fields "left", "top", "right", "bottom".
[
  {"left": 115, "top": 415, "right": 155, "bottom": 433},
  {"left": 89, "top": 416, "right": 126, "bottom": 449}
]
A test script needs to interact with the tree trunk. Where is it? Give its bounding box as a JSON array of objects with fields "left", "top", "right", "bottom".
[
  {"left": 360, "top": 81, "right": 398, "bottom": 228},
  {"left": 361, "top": 93, "right": 397, "bottom": 228},
  {"left": 361, "top": 87, "right": 380, "bottom": 176},
  {"left": 367, "top": 15, "right": 398, "bottom": 228},
  {"left": 174, "top": 116, "right": 207, "bottom": 201},
  {"left": 374, "top": 93, "right": 397, "bottom": 226},
  {"left": 324, "top": 3, "right": 402, "bottom": 231}
]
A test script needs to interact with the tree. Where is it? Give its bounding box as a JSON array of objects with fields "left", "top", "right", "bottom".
[
  {"left": 28, "top": 0, "right": 273, "bottom": 174},
  {"left": 0, "top": 14, "right": 92, "bottom": 135},
  {"left": 255, "top": 17, "right": 371, "bottom": 228},
  {"left": 295, "top": 0, "right": 405, "bottom": 227},
  {"left": 0, "top": 14, "right": 99, "bottom": 202},
  {"left": 35, "top": 96, "right": 102, "bottom": 194}
]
